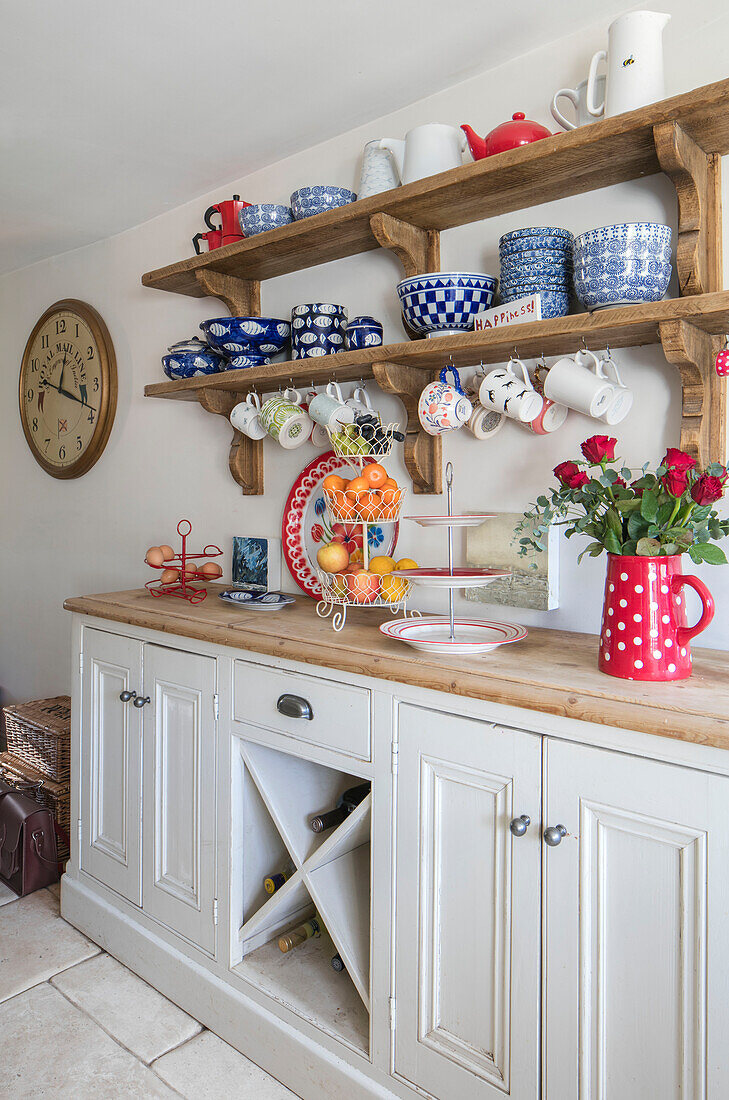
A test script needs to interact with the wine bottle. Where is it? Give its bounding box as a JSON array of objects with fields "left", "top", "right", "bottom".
[
  {"left": 263, "top": 867, "right": 293, "bottom": 895},
  {"left": 331, "top": 953, "right": 345, "bottom": 972},
  {"left": 310, "top": 782, "right": 371, "bottom": 833},
  {"left": 278, "top": 917, "right": 320, "bottom": 953}
]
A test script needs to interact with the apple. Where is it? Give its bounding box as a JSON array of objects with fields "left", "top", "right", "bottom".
[
  {"left": 345, "top": 570, "right": 380, "bottom": 604},
  {"left": 316, "top": 541, "right": 350, "bottom": 574}
]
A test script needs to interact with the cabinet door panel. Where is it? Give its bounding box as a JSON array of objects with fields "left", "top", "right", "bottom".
[
  {"left": 395, "top": 703, "right": 541, "bottom": 1100},
  {"left": 142, "top": 645, "right": 217, "bottom": 954},
  {"left": 544, "top": 739, "right": 729, "bottom": 1100},
  {"left": 80, "top": 629, "right": 143, "bottom": 904}
]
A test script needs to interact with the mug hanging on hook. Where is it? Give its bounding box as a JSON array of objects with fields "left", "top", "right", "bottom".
[{"left": 715, "top": 335, "right": 729, "bottom": 377}]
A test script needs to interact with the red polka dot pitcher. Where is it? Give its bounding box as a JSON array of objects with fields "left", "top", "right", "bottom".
[{"left": 598, "top": 554, "right": 715, "bottom": 681}]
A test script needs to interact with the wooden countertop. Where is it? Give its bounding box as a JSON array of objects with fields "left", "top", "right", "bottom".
[{"left": 64, "top": 587, "right": 729, "bottom": 750}]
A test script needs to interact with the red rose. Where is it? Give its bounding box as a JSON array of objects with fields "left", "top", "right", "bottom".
[
  {"left": 691, "top": 471, "right": 728, "bottom": 505},
  {"left": 663, "top": 447, "right": 696, "bottom": 472},
  {"left": 580, "top": 435, "right": 617, "bottom": 464},
  {"left": 662, "top": 468, "right": 688, "bottom": 497},
  {"left": 630, "top": 481, "right": 646, "bottom": 497},
  {"left": 614, "top": 476, "right": 627, "bottom": 488},
  {"left": 554, "top": 460, "right": 589, "bottom": 489}
]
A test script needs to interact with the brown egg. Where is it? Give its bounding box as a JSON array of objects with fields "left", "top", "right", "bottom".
[
  {"left": 200, "top": 561, "right": 223, "bottom": 580},
  {"left": 160, "top": 568, "right": 180, "bottom": 585},
  {"left": 159, "top": 544, "right": 175, "bottom": 561},
  {"left": 145, "top": 546, "right": 165, "bottom": 567},
  {"left": 181, "top": 562, "right": 198, "bottom": 581}
]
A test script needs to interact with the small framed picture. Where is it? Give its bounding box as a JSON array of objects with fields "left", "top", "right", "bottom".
[{"left": 232, "top": 536, "right": 281, "bottom": 593}]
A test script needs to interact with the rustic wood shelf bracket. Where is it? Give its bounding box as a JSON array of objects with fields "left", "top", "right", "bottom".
[
  {"left": 658, "top": 319, "right": 726, "bottom": 467},
  {"left": 369, "top": 212, "right": 440, "bottom": 277},
  {"left": 372, "top": 361, "right": 442, "bottom": 494},
  {"left": 194, "top": 270, "right": 261, "bottom": 316},
  {"left": 654, "top": 121, "right": 722, "bottom": 297},
  {"left": 196, "top": 388, "right": 264, "bottom": 495}
]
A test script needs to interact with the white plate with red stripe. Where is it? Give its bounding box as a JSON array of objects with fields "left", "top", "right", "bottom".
[
  {"left": 379, "top": 616, "right": 527, "bottom": 654},
  {"left": 391, "top": 567, "right": 510, "bottom": 589},
  {"left": 405, "top": 514, "right": 496, "bottom": 527}
]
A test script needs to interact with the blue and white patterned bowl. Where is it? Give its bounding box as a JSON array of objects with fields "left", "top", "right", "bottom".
[
  {"left": 345, "top": 315, "right": 383, "bottom": 350},
  {"left": 499, "top": 245, "right": 573, "bottom": 264},
  {"left": 397, "top": 272, "right": 498, "bottom": 336},
  {"left": 500, "top": 289, "right": 571, "bottom": 318},
  {"left": 500, "top": 227, "right": 573, "bottom": 257},
  {"left": 573, "top": 223, "right": 672, "bottom": 310},
  {"left": 500, "top": 273, "right": 571, "bottom": 291},
  {"left": 500, "top": 226, "right": 573, "bottom": 245},
  {"left": 239, "top": 204, "right": 293, "bottom": 237},
  {"left": 199, "top": 316, "right": 291, "bottom": 356},
  {"left": 290, "top": 186, "right": 357, "bottom": 220},
  {"left": 162, "top": 338, "right": 224, "bottom": 379},
  {"left": 224, "top": 353, "right": 272, "bottom": 369},
  {"left": 291, "top": 303, "right": 348, "bottom": 358},
  {"left": 501, "top": 258, "right": 572, "bottom": 277}
]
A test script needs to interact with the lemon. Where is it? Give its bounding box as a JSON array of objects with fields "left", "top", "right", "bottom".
[
  {"left": 381, "top": 575, "right": 409, "bottom": 602},
  {"left": 395, "top": 557, "right": 419, "bottom": 570},
  {"left": 369, "top": 555, "right": 396, "bottom": 576}
]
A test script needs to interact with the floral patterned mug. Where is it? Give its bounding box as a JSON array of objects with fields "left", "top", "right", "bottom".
[{"left": 418, "top": 366, "right": 472, "bottom": 436}]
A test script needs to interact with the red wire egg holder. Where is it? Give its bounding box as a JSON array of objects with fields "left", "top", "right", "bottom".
[{"left": 145, "top": 519, "right": 223, "bottom": 605}]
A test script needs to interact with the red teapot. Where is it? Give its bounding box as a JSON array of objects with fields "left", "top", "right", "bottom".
[
  {"left": 461, "top": 113, "right": 552, "bottom": 160},
  {"left": 204, "top": 194, "right": 251, "bottom": 246}
]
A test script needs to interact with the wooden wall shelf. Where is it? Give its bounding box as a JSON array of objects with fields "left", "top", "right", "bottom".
[{"left": 143, "top": 78, "right": 729, "bottom": 494}]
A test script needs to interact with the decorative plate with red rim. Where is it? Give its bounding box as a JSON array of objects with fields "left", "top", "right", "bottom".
[
  {"left": 379, "top": 617, "right": 528, "bottom": 655},
  {"left": 391, "top": 567, "right": 510, "bottom": 588},
  {"left": 282, "top": 451, "right": 399, "bottom": 598}
]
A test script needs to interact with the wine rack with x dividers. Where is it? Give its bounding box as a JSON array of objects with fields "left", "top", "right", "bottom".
[{"left": 143, "top": 79, "right": 729, "bottom": 495}]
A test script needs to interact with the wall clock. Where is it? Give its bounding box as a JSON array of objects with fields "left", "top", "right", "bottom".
[{"left": 19, "top": 299, "right": 117, "bottom": 479}]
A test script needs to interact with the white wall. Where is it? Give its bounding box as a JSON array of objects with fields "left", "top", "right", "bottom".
[{"left": 2, "top": 0, "right": 728, "bottom": 705}]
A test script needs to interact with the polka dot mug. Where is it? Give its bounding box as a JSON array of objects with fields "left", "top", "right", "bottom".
[{"left": 598, "top": 554, "right": 714, "bottom": 681}]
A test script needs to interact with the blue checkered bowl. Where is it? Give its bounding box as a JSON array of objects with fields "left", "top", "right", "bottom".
[
  {"left": 290, "top": 186, "right": 357, "bottom": 220},
  {"left": 500, "top": 289, "right": 571, "bottom": 318},
  {"left": 239, "top": 204, "right": 293, "bottom": 237},
  {"left": 200, "top": 316, "right": 291, "bottom": 356},
  {"left": 396, "top": 271, "right": 498, "bottom": 336}
]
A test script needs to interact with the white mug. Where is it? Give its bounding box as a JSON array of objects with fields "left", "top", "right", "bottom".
[
  {"left": 229, "top": 392, "right": 267, "bottom": 439},
  {"left": 260, "top": 388, "right": 313, "bottom": 449},
  {"left": 308, "top": 381, "right": 355, "bottom": 430},
  {"left": 599, "top": 355, "right": 633, "bottom": 425},
  {"left": 303, "top": 389, "right": 331, "bottom": 447},
  {"left": 522, "top": 398, "right": 569, "bottom": 435},
  {"left": 551, "top": 76, "right": 605, "bottom": 130},
  {"left": 544, "top": 349, "right": 613, "bottom": 418},
  {"left": 345, "top": 385, "right": 376, "bottom": 418},
  {"left": 479, "top": 358, "right": 543, "bottom": 423},
  {"left": 467, "top": 404, "right": 506, "bottom": 440}
]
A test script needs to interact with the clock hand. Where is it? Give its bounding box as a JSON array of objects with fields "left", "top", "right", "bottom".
[
  {"left": 58, "top": 385, "right": 96, "bottom": 412},
  {"left": 58, "top": 353, "right": 67, "bottom": 393}
]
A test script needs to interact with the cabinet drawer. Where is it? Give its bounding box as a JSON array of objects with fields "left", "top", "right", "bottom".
[{"left": 233, "top": 659, "right": 371, "bottom": 760}]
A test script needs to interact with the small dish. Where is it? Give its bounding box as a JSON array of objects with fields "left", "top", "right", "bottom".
[
  {"left": 218, "top": 589, "right": 295, "bottom": 610},
  {"left": 405, "top": 514, "right": 496, "bottom": 527},
  {"left": 391, "top": 567, "right": 510, "bottom": 588},
  {"left": 379, "top": 616, "right": 527, "bottom": 654}
]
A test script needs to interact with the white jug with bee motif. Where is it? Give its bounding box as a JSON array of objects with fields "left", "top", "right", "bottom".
[{"left": 587, "top": 11, "right": 670, "bottom": 119}]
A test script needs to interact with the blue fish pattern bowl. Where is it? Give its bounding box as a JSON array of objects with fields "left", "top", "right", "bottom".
[
  {"left": 573, "top": 223, "right": 672, "bottom": 310},
  {"left": 224, "top": 353, "right": 272, "bottom": 369},
  {"left": 162, "top": 338, "right": 224, "bottom": 379},
  {"left": 291, "top": 303, "right": 348, "bottom": 358},
  {"left": 239, "top": 204, "right": 293, "bottom": 237},
  {"left": 290, "top": 186, "right": 357, "bottom": 220},
  {"left": 397, "top": 272, "right": 498, "bottom": 337},
  {"left": 200, "top": 316, "right": 291, "bottom": 356},
  {"left": 345, "top": 316, "right": 383, "bottom": 350}
]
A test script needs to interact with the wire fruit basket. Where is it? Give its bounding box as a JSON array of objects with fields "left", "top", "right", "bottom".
[
  {"left": 322, "top": 484, "right": 405, "bottom": 524},
  {"left": 145, "top": 519, "right": 223, "bottom": 604},
  {"left": 327, "top": 421, "right": 404, "bottom": 461}
]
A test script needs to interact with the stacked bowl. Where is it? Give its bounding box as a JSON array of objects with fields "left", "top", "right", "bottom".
[
  {"left": 498, "top": 227, "right": 573, "bottom": 318},
  {"left": 572, "top": 222, "right": 673, "bottom": 310},
  {"left": 396, "top": 272, "right": 498, "bottom": 338},
  {"left": 199, "top": 317, "right": 291, "bottom": 369}
]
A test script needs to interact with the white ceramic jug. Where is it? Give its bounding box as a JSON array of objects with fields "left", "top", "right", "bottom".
[
  {"left": 587, "top": 10, "right": 670, "bottom": 119},
  {"left": 358, "top": 140, "right": 400, "bottom": 199},
  {"left": 551, "top": 76, "right": 605, "bottom": 130},
  {"left": 378, "top": 124, "right": 467, "bottom": 185}
]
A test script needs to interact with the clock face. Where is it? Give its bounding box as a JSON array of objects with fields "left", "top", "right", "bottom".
[{"left": 19, "top": 300, "right": 117, "bottom": 478}]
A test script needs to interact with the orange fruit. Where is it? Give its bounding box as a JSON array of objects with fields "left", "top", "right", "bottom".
[
  {"left": 357, "top": 491, "right": 382, "bottom": 521},
  {"left": 381, "top": 574, "right": 409, "bottom": 602},
  {"left": 369, "top": 555, "right": 396, "bottom": 576},
  {"left": 395, "top": 557, "right": 419, "bottom": 571},
  {"left": 362, "top": 462, "right": 388, "bottom": 488},
  {"left": 332, "top": 498, "right": 358, "bottom": 521},
  {"left": 322, "top": 474, "right": 346, "bottom": 493},
  {"left": 381, "top": 485, "right": 401, "bottom": 508},
  {"left": 345, "top": 476, "right": 369, "bottom": 499}
]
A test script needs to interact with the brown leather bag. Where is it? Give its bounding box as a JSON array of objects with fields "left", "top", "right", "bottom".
[{"left": 0, "top": 779, "right": 58, "bottom": 895}]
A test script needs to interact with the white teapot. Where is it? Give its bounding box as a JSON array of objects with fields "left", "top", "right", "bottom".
[{"left": 378, "top": 125, "right": 467, "bottom": 186}]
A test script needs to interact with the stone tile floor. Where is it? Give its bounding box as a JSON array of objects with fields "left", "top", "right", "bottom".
[{"left": 0, "top": 880, "right": 298, "bottom": 1098}]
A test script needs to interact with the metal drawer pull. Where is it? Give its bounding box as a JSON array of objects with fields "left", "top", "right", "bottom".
[
  {"left": 133, "top": 695, "right": 151, "bottom": 709},
  {"left": 277, "top": 694, "right": 314, "bottom": 721},
  {"left": 119, "top": 690, "right": 137, "bottom": 703},
  {"left": 544, "top": 824, "right": 568, "bottom": 847},
  {"left": 509, "top": 814, "right": 531, "bottom": 837}
]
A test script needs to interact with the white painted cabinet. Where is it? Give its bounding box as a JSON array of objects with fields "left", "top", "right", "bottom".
[
  {"left": 80, "top": 628, "right": 143, "bottom": 905},
  {"left": 142, "top": 644, "right": 218, "bottom": 954},
  {"left": 394, "top": 703, "right": 541, "bottom": 1100},
  {"left": 543, "top": 739, "right": 729, "bottom": 1100}
]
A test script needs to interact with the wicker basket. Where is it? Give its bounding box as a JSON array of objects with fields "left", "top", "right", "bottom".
[
  {"left": 0, "top": 752, "right": 70, "bottom": 862},
  {"left": 4, "top": 696, "right": 70, "bottom": 781}
]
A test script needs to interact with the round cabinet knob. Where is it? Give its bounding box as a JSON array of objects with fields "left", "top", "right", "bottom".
[
  {"left": 133, "top": 695, "right": 151, "bottom": 708},
  {"left": 119, "top": 690, "right": 137, "bottom": 703},
  {"left": 509, "top": 814, "right": 531, "bottom": 837},
  {"left": 544, "top": 824, "right": 568, "bottom": 847}
]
